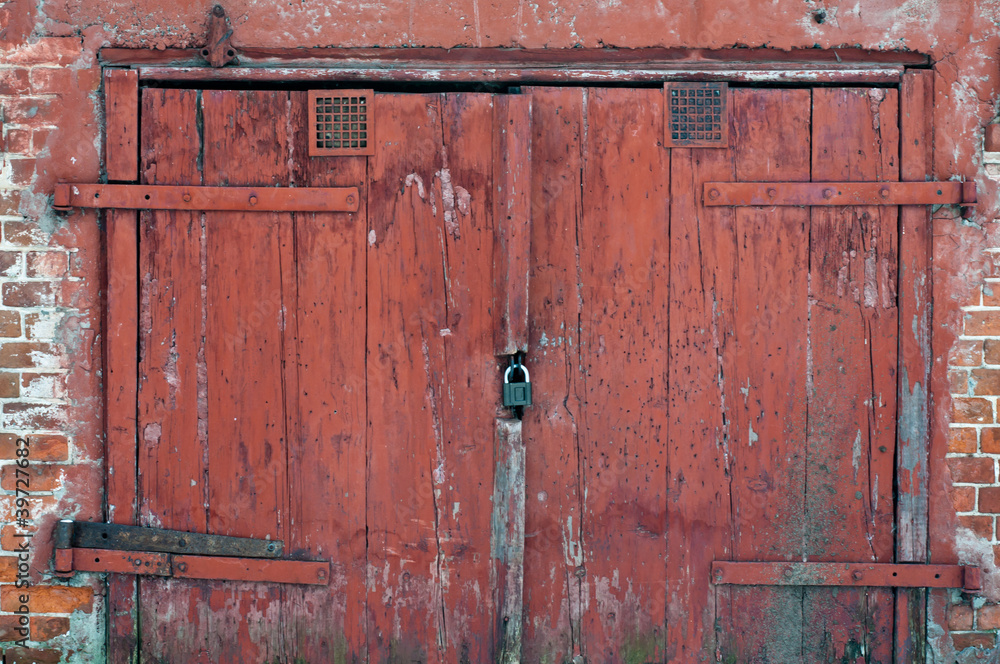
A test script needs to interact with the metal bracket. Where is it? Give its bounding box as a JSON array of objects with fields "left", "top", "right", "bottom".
[
  {"left": 53, "top": 520, "right": 329, "bottom": 586},
  {"left": 53, "top": 183, "right": 360, "bottom": 213},
  {"left": 712, "top": 561, "right": 981, "bottom": 592},
  {"left": 201, "top": 5, "right": 238, "bottom": 68},
  {"left": 704, "top": 181, "right": 977, "bottom": 212}
]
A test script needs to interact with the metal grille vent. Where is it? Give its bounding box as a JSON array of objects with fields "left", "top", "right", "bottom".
[
  {"left": 308, "top": 90, "right": 375, "bottom": 157},
  {"left": 664, "top": 82, "right": 729, "bottom": 148}
]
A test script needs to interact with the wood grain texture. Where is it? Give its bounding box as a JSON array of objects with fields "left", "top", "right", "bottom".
[
  {"left": 104, "top": 68, "right": 140, "bottom": 664},
  {"left": 493, "top": 95, "right": 533, "bottom": 355},
  {"left": 896, "top": 68, "right": 934, "bottom": 664},
  {"left": 521, "top": 86, "right": 586, "bottom": 663},
  {"left": 494, "top": 418, "right": 525, "bottom": 664},
  {"left": 803, "top": 86, "right": 899, "bottom": 662},
  {"left": 576, "top": 87, "right": 669, "bottom": 662},
  {"left": 103, "top": 69, "right": 138, "bottom": 181}
]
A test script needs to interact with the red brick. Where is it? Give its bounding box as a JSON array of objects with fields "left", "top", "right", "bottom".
[
  {"left": 4, "top": 221, "right": 52, "bottom": 248},
  {"left": 29, "top": 67, "right": 75, "bottom": 94},
  {"left": 985, "top": 285, "right": 1000, "bottom": 307},
  {"left": 0, "top": 584, "right": 92, "bottom": 613},
  {"left": 950, "top": 428, "right": 978, "bottom": 453},
  {"left": 0, "top": 310, "right": 22, "bottom": 337},
  {"left": 0, "top": 38, "right": 82, "bottom": 66},
  {"left": 951, "top": 368, "right": 969, "bottom": 394},
  {"left": 963, "top": 286, "right": 983, "bottom": 307},
  {"left": 4, "top": 128, "right": 31, "bottom": 154},
  {"left": 958, "top": 515, "right": 994, "bottom": 538},
  {"left": 980, "top": 487, "right": 1000, "bottom": 513},
  {"left": 949, "top": 457, "right": 996, "bottom": 483},
  {"left": 952, "top": 485, "right": 976, "bottom": 512},
  {"left": 0, "top": 68, "right": 30, "bottom": 95},
  {"left": 0, "top": 342, "right": 58, "bottom": 369},
  {"left": 31, "top": 615, "right": 70, "bottom": 641},
  {"left": 953, "top": 632, "right": 997, "bottom": 650},
  {"left": 0, "top": 463, "right": 65, "bottom": 491},
  {"left": 3, "top": 402, "right": 69, "bottom": 430},
  {"left": 0, "top": 250, "right": 23, "bottom": 276},
  {"left": 31, "top": 128, "right": 51, "bottom": 153},
  {"left": 3, "top": 282, "right": 57, "bottom": 308},
  {"left": 3, "top": 648, "right": 64, "bottom": 664},
  {"left": 948, "top": 602, "right": 975, "bottom": 630},
  {"left": 23, "top": 312, "right": 61, "bottom": 340},
  {"left": 0, "top": 191, "right": 21, "bottom": 216},
  {"left": 966, "top": 311, "right": 1000, "bottom": 336},
  {"left": 21, "top": 373, "right": 66, "bottom": 400},
  {"left": 25, "top": 252, "right": 68, "bottom": 278},
  {"left": 955, "top": 339, "right": 985, "bottom": 366},
  {"left": 978, "top": 604, "right": 1000, "bottom": 630},
  {"left": 0, "top": 614, "right": 30, "bottom": 642},
  {"left": 0, "top": 434, "right": 69, "bottom": 461},
  {"left": 0, "top": 372, "right": 18, "bottom": 398},
  {"left": 1, "top": 98, "right": 59, "bottom": 126},
  {"left": 972, "top": 368, "right": 1000, "bottom": 395},
  {"left": 0, "top": 556, "right": 17, "bottom": 582},
  {"left": 953, "top": 397, "right": 994, "bottom": 424},
  {"left": 983, "top": 428, "right": 1000, "bottom": 453},
  {"left": 9, "top": 159, "right": 36, "bottom": 186}
]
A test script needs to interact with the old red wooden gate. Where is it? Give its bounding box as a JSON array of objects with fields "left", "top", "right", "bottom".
[{"left": 87, "top": 73, "right": 954, "bottom": 663}]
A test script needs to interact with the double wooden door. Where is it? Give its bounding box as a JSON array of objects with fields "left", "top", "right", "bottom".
[{"left": 123, "top": 84, "right": 904, "bottom": 662}]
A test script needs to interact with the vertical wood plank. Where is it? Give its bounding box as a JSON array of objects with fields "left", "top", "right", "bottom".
[
  {"left": 282, "top": 91, "right": 369, "bottom": 661},
  {"left": 521, "top": 86, "right": 586, "bottom": 663},
  {"left": 366, "top": 92, "right": 450, "bottom": 662},
  {"left": 435, "top": 92, "right": 504, "bottom": 661},
  {"left": 103, "top": 67, "right": 139, "bottom": 664},
  {"left": 666, "top": 123, "right": 737, "bottom": 663},
  {"left": 493, "top": 95, "right": 533, "bottom": 356},
  {"left": 716, "top": 88, "right": 812, "bottom": 662},
  {"left": 577, "top": 87, "right": 669, "bottom": 662},
  {"left": 804, "top": 87, "right": 899, "bottom": 662},
  {"left": 896, "top": 68, "right": 934, "bottom": 664},
  {"left": 493, "top": 418, "right": 525, "bottom": 664},
  {"left": 103, "top": 69, "right": 138, "bottom": 182}
]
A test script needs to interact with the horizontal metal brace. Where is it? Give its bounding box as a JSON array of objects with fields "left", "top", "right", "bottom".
[
  {"left": 55, "top": 520, "right": 282, "bottom": 558},
  {"left": 703, "top": 181, "right": 977, "bottom": 207},
  {"left": 56, "top": 547, "right": 329, "bottom": 586},
  {"left": 53, "top": 183, "right": 360, "bottom": 213},
  {"left": 712, "top": 561, "right": 981, "bottom": 592}
]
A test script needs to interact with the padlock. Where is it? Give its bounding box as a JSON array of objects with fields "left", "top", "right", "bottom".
[{"left": 503, "top": 363, "right": 532, "bottom": 408}]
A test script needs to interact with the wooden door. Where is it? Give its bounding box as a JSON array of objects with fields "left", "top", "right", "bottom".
[
  {"left": 131, "top": 89, "right": 514, "bottom": 663},
  {"left": 523, "top": 86, "right": 900, "bottom": 662}
]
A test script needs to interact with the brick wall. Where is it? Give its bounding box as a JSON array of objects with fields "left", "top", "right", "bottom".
[{"left": 0, "top": 36, "right": 105, "bottom": 663}]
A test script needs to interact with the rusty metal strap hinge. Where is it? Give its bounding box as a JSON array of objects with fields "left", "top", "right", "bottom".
[
  {"left": 712, "top": 561, "right": 981, "bottom": 592},
  {"left": 704, "top": 181, "right": 977, "bottom": 208},
  {"left": 53, "top": 520, "right": 329, "bottom": 586},
  {"left": 53, "top": 183, "right": 360, "bottom": 213}
]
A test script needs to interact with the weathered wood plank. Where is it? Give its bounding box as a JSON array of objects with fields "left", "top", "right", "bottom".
[
  {"left": 896, "top": 67, "right": 934, "bottom": 664},
  {"left": 104, "top": 69, "right": 138, "bottom": 182},
  {"left": 435, "top": 91, "right": 504, "bottom": 661},
  {"left": 803, "top": 86, "right": 899, "bottom": 662},
  {"left": 282, "top": 90, "right": 369, "bottom": 661},
  {"left": 493, "top": 418, "right": 525, "bottom": 664},
  {"left": 493, "top": 95, "right": 533, "bottom": 356},
  {"left": 104, "top": 67, "right": 140, "bottom": 664},
  {"left": 520, "top": 86, "right": 586, "bottom": 663},
  {"left": 715, "top": 88, "right": 812, "bottom": 662},
  {"left": 666, "top": 119, "right": 736, "bottom": 663},
  {"left": 577, "top": 86, "right": 669, "bottom": 662},
  {"left": 366, "top": 92, "right": 450, "bottom": 662}
]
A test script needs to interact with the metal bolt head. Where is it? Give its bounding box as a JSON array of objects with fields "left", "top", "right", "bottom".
[
  {"left": 249, "top": 195, "right": 258, "bottom": 206},
  {"left": 182, "top": 193, "right": 192, "bottom": 203},
  {"left": 176, "top": 561, "right": 188, "bottom": 573},
  {"left": 823, "top": 188, "right": 834, "bottom": 199},
  {"left": 346, "top": 194, "right": 356, "bottom": 206},
  {"left": 266, "top": 543, "right": 275, "bottom": 552},
  {"left": 767, "top": 188, "right": 777, "bottom": 199},
  {"left": 852, "top": 570, "right": 863, "bottom": 581},
  {"left": 708, "top": 188, "right": 720, "bottom": 200},
  {"left": 879, "top": 187, "right": 890, "bottom": 199}
]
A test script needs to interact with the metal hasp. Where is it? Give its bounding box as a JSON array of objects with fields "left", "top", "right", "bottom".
[
  {"left": 53, "top": 520, "right": 329, "bottom": 586},
  {"left": 704, "top": 181, "right": 977, "bottom": 208},
  {"left": 712, "top": 561, "right": 981, "bottom": 592},
  {"left": 53, "top": 183, "right": 360, "bottom": 212},
  {"left": 201, "top": 5, "right": 238, "bottom": 67}
]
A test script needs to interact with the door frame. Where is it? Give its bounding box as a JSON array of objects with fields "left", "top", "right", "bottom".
[{"left": 99, "top": 53, "right": 939, "bottom": 663}]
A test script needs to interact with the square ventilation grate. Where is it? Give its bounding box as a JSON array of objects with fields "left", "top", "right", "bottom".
[
  {"left": 664, "top": 82, "right": 729, "bottom": 149},
  {"left": 308, "top": 90, "right": 375, "bottom": 157}
]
